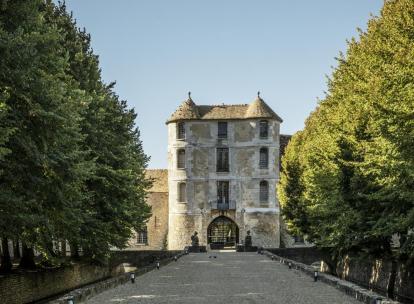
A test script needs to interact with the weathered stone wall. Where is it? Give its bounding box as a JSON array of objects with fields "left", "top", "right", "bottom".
[
  {"left": 126, "top": 169, "right": 169, "bottom": 251},
  {"left": 0, "top": 264, "right": 111, "bottom": 304},
  {"left": 268, "top": 247, "right": 330, "bottom": 265},
  {"left": 326, "top": 255, "right": 414, "bottom": 303},
  {"left": 0, "top": 250, "right": 182, "bottom": 304},
  {"left": 394, "top": 263, "right": 414, "bottom": 303},
  {"left": 267, "top": 248, "right": 413, "bottom": 303},
  {"left": 127, "top": 192, "right": 168, "bottom": 250},
  {"left": 109, "top": 250, "right": 182, "bottom": 268},
  {"left": 167, "top": 119, "right": 281, "bottom": 250}
]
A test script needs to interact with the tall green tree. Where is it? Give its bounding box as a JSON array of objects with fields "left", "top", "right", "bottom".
[
  {"left": 44, "top": 1, "right": 151, "bottom": 262},
  {"left": 0, "top": 0, "right": 151, "bottom": 270},
  {"left": 0, "top": 0, "right": 89, "bottom": 268},
  {"left": 278, "top": 0, "right": 414, "bottom": 260}
]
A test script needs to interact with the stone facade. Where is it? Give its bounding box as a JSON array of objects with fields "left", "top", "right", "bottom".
[
  {"left": 127, "top": 170, "right": 169, "bottom": 250},
  {"left": 166, "top": 94, "right": 283, "bottom": 250}
]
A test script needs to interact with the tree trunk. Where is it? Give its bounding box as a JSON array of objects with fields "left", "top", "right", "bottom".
[
  {"left": 61, "top": 240, "right": 68, "bottom": 257},
  {"left": 70, "top": 241, "right": 80, "bottom": 259},
  {"left": 19, "top": 243, "right": 36, "bottom": 269},
  {"left": 387, "top": 259, "right": 397, "bottom": 299},
  {"left": 13, "top": 238, "right": 21, "bottom": 259},
  {"left": 0, "top": 238, "right": 13, "bottom": 273}
]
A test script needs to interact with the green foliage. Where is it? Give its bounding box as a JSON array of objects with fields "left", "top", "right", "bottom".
[
  {"left": 0, "top": 0, "right": 151, "bottom": 266},
  {"left": 278, "top": 0, "right": 414, "bottom": 260}
]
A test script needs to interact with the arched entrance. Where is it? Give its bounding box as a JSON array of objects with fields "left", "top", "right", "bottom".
[{"left": 207, "top": 216, "right": 239, "bottom": 249}]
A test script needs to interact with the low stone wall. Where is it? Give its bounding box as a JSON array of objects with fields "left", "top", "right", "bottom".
[
  {"left": 394, "top": 263, "right": 414, "bottom": 304},
  {"left": 109, "top": 250, "right": 182, "bottom": 268},
  {"left": 267, "top": 247, "right": 414, "bottom": 303},
  {"left": 263, "top": 250, "right": 400, "bottom": 304},
  {"left": 0, "top": 264, "right": 111, "bottom": 304},
  {"left": 327, "top": 255, "right": 414, "bottom": 304},
  {"left": 267, "top": 247, "right": 330, "bottom": 265},
  {"left": 0, "top": 250, "right": 183, "bottom": 304}
]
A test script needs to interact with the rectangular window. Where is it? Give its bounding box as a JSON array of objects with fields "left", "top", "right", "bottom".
[
  {"left": 178, "top": 182, "right": 186, "bottom": 202},
  {"left": 218, "top": 122, "right": 228, "bottom": 139},
  {"left": 216, "top": 148, "right": 229, "bottom": 172},
  {"left": 137, "top": 226, "right": 148, "bottom": 245},
  {"left": 217, "top": 181, "right": 229, "bottom": 204},
  {"left": 259, "top": 148, "right": 269, "bottom": 169},
  {"left": 259, "top": 120, "right": 269, "bottom": 138},
  {"left": 260, "top": 181, "right": 269, "bottom": 203},
  {"left": 177, "top": 149, "right": 185, "bottom": 169},
  {"left": 177, "top": 122, "right": 185, "bottom": 140}
]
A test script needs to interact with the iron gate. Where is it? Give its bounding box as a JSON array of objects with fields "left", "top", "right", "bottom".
[{"left": 207, "top": 216, "right": 239, "bottom": 247}]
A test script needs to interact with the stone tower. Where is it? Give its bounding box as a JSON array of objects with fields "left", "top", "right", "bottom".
[{"left": 166, "top": 93, "right": 283, "bottom": 250}]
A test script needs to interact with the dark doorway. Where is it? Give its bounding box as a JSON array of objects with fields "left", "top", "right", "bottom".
[{"left": 207, "top": 216, "right": 239, "bottom": 249}]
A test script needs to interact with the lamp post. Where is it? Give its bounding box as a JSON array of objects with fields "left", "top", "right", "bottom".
[{"left": 130, "top": 273, "right": 135, "bottom": 283}]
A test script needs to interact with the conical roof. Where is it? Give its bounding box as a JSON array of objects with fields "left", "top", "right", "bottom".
[
  {"left": 244, "top": 93, "right": 283, "bottom": 122},
  {"left": 166, "top": 92, "right": 283, "bottom": 123},
  {"left": 167, "top": 92, "right": 200, "bottom": 123}
]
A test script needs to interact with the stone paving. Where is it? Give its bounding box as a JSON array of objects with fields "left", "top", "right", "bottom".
[{"left": 85, "top": 252, "right": 362, "bottom": 304}]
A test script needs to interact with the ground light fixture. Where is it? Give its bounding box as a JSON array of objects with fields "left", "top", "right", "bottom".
[
  {"left": 376, "top": 298, "right": 382, "bottom": 304},
  {"left": 66, "top": 296, "right": 74, "bottom": 304},
  {"left": 271, "top": 255, "right": 275, "bottom": 260},
  {"left": 288, "top": 262, "right": 292, "bottom": 269},
  {"left": 156, "top": 261, "right": 160, "bottom": 270},
  {"left": 174, "top": 256, "right": 177, "bottom": 262},
  {"left": 130, "top": 273, "right": 135, "bottom": 283},
  {"left": 314, "top": 271, "right": 318, "bottom": 282}
]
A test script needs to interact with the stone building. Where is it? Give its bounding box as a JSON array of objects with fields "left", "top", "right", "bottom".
[
  {"left": 126, "top": 170, "right": 169, "bottom": 250},
  {"left": 129, "top": 93, "right": 293, "bottom": 250}
]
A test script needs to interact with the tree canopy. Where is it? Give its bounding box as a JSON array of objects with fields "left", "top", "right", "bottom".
[
  {"left": 278, "top": 0, "right": 414, "bottom": 260},
  {"left": 0, "top": 0, "right": 151, "bottom": 271}
]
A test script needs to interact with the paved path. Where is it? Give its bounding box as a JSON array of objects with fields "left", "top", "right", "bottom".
[{"left": 85, "top": 252, "right": 361, "bottom": 304}]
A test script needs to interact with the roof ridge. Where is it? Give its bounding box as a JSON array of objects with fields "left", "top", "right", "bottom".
[{"left": 198, "top": 104, "right": 249, "bottom": 107}]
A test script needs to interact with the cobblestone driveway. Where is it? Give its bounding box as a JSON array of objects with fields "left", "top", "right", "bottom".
[{"left": 85, "top": 252, "right": 361, "bottom": 304}]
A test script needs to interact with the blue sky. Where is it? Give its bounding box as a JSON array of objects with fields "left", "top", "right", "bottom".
[{"left": 62, "top": 0, "right": 383, "bottom": 168}]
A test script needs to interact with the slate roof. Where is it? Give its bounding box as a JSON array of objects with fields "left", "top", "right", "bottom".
[
  {"left": 167, "top": 95, "right": 283, "bottom": 123},
  {"left": 245, "top": 97, "right": 283, "bottom": 121},
  {"left": 146, "top": 169, "right": 168, "bottom": 193}
]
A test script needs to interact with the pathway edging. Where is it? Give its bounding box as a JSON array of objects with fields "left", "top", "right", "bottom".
[{"left": 262, "top": 250, "right": 400, "bottom": 304}]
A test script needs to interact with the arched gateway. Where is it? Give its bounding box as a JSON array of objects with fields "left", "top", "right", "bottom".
[{"left": 207, "top": 216, "right": 239, "bottom": 249}]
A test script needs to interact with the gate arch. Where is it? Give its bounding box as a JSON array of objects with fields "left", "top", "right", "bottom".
[{"left": 207, "top": 216, "right": 239, "bottom": 248}]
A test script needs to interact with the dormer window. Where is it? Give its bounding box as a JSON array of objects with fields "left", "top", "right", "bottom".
[
  {"left": 177, "top": 122, "right": 185, "bottom": 140},
  {"left": 218, "top": 121, "right": 228, "bottom": 139},
  {"left": 259, "top": 120, "right": 269, "bottom": 138}
]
